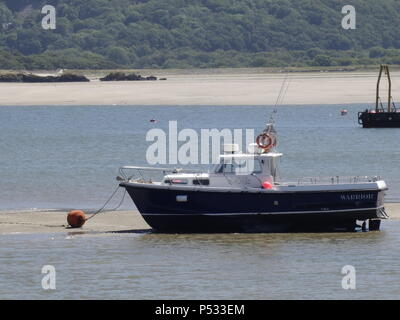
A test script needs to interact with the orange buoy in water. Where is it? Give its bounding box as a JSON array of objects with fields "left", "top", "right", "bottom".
[
  {"left": 262, "top": 181, "right": 273, "bottom": 189},
  {"left": 67, "top": 210, "right": 86, "bottom": 228}
]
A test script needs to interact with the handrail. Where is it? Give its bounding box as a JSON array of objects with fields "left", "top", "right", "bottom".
[
  {"left": 119, "top": 166, "right": 382, "bottom": 187},
  {"left": 119, "top": 165, "right": 204, "bottom": 181},
  {"left": 292, "top": 175, "right": 381, "bottom": 185}
]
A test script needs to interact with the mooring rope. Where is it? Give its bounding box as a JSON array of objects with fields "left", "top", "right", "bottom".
[{"left": 85, "top": 185, "right": 127, "bottom": 221}]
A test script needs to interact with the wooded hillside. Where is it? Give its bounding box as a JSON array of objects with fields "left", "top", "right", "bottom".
[{"left": 1, "top": 0, "right": 400, "bottom": 69}]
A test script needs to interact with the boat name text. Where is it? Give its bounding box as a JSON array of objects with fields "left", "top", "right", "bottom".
[{"left": 340, "top": 194, "right": 374, "bottom": 201}]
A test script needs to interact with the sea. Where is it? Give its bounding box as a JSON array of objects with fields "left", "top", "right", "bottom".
[{"left": 1, "top": 104, "right": 400, "bottom": 299}]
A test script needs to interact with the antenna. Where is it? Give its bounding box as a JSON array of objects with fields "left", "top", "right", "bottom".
[{"left": 268, "top": 72, "right": 291, "bottom": 124}]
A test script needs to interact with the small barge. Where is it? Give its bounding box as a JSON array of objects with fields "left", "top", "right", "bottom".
[{"left": 358, "top": 65, "right": 400, "bottom": 128}]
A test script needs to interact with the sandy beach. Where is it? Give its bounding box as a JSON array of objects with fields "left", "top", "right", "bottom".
[
  {"left": 0, "top": 204, "right": 399, "bottom": 235},
  {"left": 0, "top": 70, "right": 398, "bottom": 106}
]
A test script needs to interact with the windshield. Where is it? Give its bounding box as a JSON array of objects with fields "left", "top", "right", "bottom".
[{"left": 214, "top": 158, "right": 262, "bottom": 174}]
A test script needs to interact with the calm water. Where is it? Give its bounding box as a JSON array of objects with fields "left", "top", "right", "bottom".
[
  {"left": 1, "top": 104, "right": 400, "bottom": 210},
  {"left": 1, "top": 105, "right": 400, "bottom": 299},
  {"left": 1, "top": 222, "right": 400, "bottom": 299}
]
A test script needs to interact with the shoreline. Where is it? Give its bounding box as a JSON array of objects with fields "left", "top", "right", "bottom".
[
  {"left": 1, "top": 203, "right": 400, "bottom": 235},
  {"left": 0, "top": 70, "right": 397, "bottom": 106},
  {"left": 0, "top": 209, "right": 150, "bottom": 235}
]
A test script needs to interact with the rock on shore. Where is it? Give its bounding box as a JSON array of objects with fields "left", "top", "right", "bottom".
[
  {"left": 0, "top": 73, "right": 90, "bottom": 83},
  {"left": 100, "top": 72, "right": 157, "bottom": 81}
]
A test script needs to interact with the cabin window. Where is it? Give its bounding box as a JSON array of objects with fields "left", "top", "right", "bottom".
[
  {"left": 164, "top": 179, "right": 188, "bottom": 184},
  {"left": 252, "top": 160, "right": 263, "bottom": 173},
  {"left": 193, "top": 179, "right": 210, "bottom": 185},
  {"left": 214, "top": 159, "right": 262, "bottom": 174}
]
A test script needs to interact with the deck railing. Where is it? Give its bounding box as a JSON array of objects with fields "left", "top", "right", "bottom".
[
  {"left": 292, "top": 176, "right": 381, "bottom": 185},
  {"left": 118, "top": 165, "right": 204, "bottom": 182},
  {"left": 119, "top": 166, "right": 383, "bottom": 187}
]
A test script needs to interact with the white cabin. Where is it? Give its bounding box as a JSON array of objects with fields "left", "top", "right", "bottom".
[{"left": 162, "top": 143, "right": 282, "bottom": 189}]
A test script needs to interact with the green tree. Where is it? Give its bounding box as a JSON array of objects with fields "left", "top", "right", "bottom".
[
  {"left": 369, "top": 47, "right": 385, "bottom": 58},
  {"left": 107, "top": 46, "right": 130, "bottom": 65},
  {"left": 313, "top": 55, "right": 332, "bottom": 66}
]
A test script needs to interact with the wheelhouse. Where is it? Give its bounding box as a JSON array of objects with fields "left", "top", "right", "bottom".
[{"left": 162, "top": 150, "right": 282, "bottom": 188}]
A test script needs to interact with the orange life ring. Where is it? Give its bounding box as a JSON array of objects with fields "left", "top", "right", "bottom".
[{"left": 256, "top": 133, "right": 274, "bottom": 151}]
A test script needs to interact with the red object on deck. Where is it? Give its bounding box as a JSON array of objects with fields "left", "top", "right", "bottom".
[
  {"left": 67, "top": 210, "right": 86, "bottom": 228},
  {"left": 262, "top": 181, "right": 273, "bottom": 189}
]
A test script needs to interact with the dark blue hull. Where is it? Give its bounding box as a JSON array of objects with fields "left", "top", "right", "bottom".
[
  {"left": 358, "top": 111, "right": 400, "bottom": 128},
  {"left": 121, "top": 183, "right": 387, "bottom": 233}
]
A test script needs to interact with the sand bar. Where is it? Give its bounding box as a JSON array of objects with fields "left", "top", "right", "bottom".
[
  {"left": 0, "top": 210, "right": 150, "bottom": 235},
  {"left": 1, "top": 203, "right": 399, "bottom": 235},
  {"left": 0, "top": 70, "right": 398, "bottom": 106}
]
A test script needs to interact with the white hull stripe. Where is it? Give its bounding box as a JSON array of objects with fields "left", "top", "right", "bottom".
[
  {"left": 123, "top": 182, "right": 388, "bottom": 193},
  {"left": 142, "top": 206, "right": 384, "bottom": 216}
]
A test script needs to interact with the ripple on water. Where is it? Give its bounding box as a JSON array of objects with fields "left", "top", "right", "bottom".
[{"left": 0, "top": 220, "right": 399, "bottom": 299}]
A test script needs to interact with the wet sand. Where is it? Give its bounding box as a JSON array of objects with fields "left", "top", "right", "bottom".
[
  {"left": 1, "top": 203, "right": 399, "bottom": 235},
  {"left": 0, "top": 70, "right": 397, "bottom": 106},
  {"left": 0, "top": 209, "right": 150, "bottom": 235}
]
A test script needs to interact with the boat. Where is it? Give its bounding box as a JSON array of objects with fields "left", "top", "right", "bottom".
[
  {"left": 118, "top": 123, "right": 388, "bottom": 233},
  {"left": 358, "top": 65, "right": 400, "bottom": 128}
]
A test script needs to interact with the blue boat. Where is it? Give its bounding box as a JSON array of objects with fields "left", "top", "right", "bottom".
[{"left": 119, "top": 124, "right": 388, "bottom": 233}]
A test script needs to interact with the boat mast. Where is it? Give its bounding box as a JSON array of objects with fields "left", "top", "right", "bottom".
[
  {"left": 375, "top": 64, "right": 392, "bottom": 112},
  {"left": 385, "top": 65, "right": 392, "bottom": 112},
  {"left": 375, "top": 65, "right": 383, "bottom": 112}
]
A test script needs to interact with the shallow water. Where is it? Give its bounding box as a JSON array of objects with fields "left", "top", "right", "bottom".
[
  {"left": 1, "top": 104, "right": 400, "bottom": 299},
  {"left": 1, "top": 220, "right": 399, "bottom": 299},
  {"left": 0, "top": 104, "right": 399, "bottom": 211}
]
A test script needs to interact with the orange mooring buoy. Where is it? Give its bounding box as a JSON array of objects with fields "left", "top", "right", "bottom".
[{"left": 67, "top": 210, "right": 86, "bottom": 228}]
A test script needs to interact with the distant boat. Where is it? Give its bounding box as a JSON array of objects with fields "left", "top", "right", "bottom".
[
  {"left": 358, "top": 65, "right": 400, "bottom": 128},
  {"left": 341, "top": 109, "right": 348, "bottom": 116}
]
